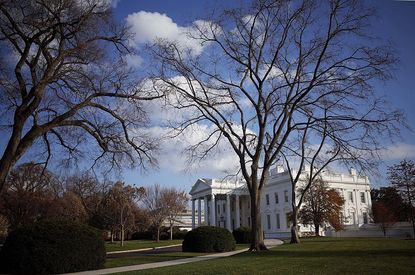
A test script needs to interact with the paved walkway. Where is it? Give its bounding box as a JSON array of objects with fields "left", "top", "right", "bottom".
[
  {"left": 107, "top": 244, "right": 182, "bottom": 256},
  {"left": 67, "top": 239, "right": 283, "bottom": 275}
]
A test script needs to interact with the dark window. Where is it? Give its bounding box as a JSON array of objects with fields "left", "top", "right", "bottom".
[{"left": 267, "top": 215, "right": 271, "bottom": 230}]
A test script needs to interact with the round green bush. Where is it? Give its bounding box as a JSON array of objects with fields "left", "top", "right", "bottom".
[
  {"left": 0, "top": 220, "right": 105, "bottom": 274},
  {"left": 232, "top": 226, "right": 252, "bottom": 244},
  {"left": 182, "top": 226, "right": 236, "bottom": 252}
]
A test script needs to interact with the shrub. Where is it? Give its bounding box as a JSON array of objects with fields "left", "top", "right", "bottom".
[
  {"left": 182, "top": 226, "right": 236, "bottom": 252},
  {"left": 0, "top": 220, "right": 105, "bottom": 274},
  {"left": 232, "top": 227, "right": 252, "bottom": 244},
  {"left": 131, "top": 230, "right": 153, "bottom": 240},
  {"left": 173, "top": 229, "right": 188, "bottom": 239}
]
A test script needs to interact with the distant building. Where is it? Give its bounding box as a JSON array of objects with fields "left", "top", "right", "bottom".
[
  {"left": 189, "top": 167, "right": 372, "bottom": 238},
  {"left": 162, "top": 209, "right": 194, "bottom": 231}
]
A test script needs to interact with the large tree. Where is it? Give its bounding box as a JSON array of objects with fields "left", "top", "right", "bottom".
[
  {"left": 387, "top": 160, "right": 415, "bottom": 239},
  {"left": 150, "top": 0, "right": 401, "bottom": 250},
  {"left": 0, "top": 0, "right": 159, "bottom": 193}
]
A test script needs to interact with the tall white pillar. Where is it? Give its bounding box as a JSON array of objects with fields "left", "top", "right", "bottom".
[
  {"left": 191, "top": 199, "right": 196, "bottom": 229},
  {"left": 197, "top": 198, "right": 202, "bottom": 226},
  {"left": 204, "top": 196, "right": 209, "bottom": 224},
  {"left": 226, "top": 194, "right": 231, "bottom": 231},
  {"left": 235, "top": 195, "right": 240, "bottom": 229},
  {"left": 211, "top": 194, "right": 216, "bottom": 226}
]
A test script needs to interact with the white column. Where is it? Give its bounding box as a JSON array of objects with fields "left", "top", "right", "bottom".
[
  {"left": 197, "top": 198, "right": 202, "bottom": 226},
  {"left": 235, "top": 195, "right": 240, "bottom": 229},
  {"left": 204, "top": 196, "right": 209, "bottom": 224},
  {"left": 211, "top": 194, "right": 216, "bottom": 226},
  {"left": 191, "top": 199, "right": 196, "bottom": 229},
  {"left": 226, "top": 194, "right": 231, "bottom": 231}
]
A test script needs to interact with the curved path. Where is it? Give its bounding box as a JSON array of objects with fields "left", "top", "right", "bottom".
[
  {"left": 67, "top": 239, "right": 284, "bottom": 275},
  {"left": 107, "top": 245, "right": 182, "bottom": 259}
]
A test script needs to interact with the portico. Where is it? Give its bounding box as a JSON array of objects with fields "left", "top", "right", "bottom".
[{"left": 189, "top": 178, "right": 249, "bottom": 231}]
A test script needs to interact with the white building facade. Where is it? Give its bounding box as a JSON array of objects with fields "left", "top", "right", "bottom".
[{"left": 189, "top": 167, "right": 372, "bottom": 238}]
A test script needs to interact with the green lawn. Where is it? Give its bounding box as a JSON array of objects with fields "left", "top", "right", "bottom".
[
  {"left": 116, "top": 237, "right": 415, "bottom": 274},
  {"left": 106, "top": 240, "right": 182, "bottom": 252},
  {"left": 105, "top": 244, "right": 250, "bottom": 268},
  {"left": 105, "top": 252, "right": 206, "bottom": 268}
]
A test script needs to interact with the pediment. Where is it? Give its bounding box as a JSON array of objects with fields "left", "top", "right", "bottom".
[{"left": 189, "top": 179, "right": 212, "bottom": 195}]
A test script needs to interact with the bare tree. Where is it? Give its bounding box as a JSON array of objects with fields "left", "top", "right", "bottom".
[
  {"left": 141, "top": 183, "right": 186, "bottom": 242},
  {"left": 281, "top": 102, "right": 391, "bottom": 243},
  {"left": 0, "top": 0, "right": 160, "bottom": 193},
  {"left": 150, "top": 0, "right": 401, "bottom": 250},
  {"left": 0, "top": 162, "right": 58, "bottom": 230},
  {"left": 105, "top": 181, "right": 144, "bottom": 246},
  {"left": 387, "top": 160, "right": 415, "bottom": 239},
  {"left": 161, "top": 188, "right": 188, "bottom": 240}
]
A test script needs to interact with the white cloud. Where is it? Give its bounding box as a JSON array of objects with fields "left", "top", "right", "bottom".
[
  {"left": 125, "top": 11, "right": 212, "bottom": 56},
  {"left": 122, "top": 53, "right": 143, "bottom": 68},
  {"left": 140, "top": 124, "right": 240, "bottom": 176},
  {"left": 380, "top": 143, "right": 415, "bottom": 160}
]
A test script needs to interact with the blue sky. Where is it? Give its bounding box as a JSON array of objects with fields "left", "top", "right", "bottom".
[
  {"left": 106, "top": 0, "right": 415, "bottom": 191},
  {"left": 1, "top": 0, "right": 414, "bottom": 192}
]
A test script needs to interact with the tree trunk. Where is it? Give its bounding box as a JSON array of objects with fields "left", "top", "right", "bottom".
[
  {"left": 170, "top": 223, "right": 173, "bottom": 240},
  {"left": 111, "top": 229, "right": 114, "bottom": 243},
  {"left": 314, "top": 223, "right": 320, "bottom": 236},
  {"left": 121, "top": 225, "right": 125, "bottom": 247},
  {"left": 156, "top": 226, "right": 160, "bottom": 242},
  {"left": 407, "top": 186, "right": 415, "bottom": 239},
  {"left": 0, "top": 150, "right": 18, "bottom": 194},
  {"left": 249, "top": 191, "right": 267, "bottom": 251},
  {"left": 290, "top": 206, "right": 300, "bottom": 244}
]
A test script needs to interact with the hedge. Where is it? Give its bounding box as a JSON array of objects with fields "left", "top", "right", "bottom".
[
  {"left": 0, "top": 220, "right": 105, "bottom": 274},
  {"left": 182, "top": 226, "right": 235, "bottom": 252},
  {"left": 232, "top": 227, "right": 252, "bottom": 244}
]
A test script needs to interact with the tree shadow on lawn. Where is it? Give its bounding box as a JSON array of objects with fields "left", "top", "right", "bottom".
[{"left": 234, "top": 248, "right": 415, "bottom": 259}]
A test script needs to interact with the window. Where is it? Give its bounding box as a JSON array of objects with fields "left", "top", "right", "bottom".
[
  {"left": 284, "top": 190, "right": 289, "bottom": 203},
  {"left": 267, "top": 215, "right": 271, "bottom": 230},
  {"left": 218, "top": 205, "right": 220, "bottom": 214},
  {"left": 276, "top": 213, "right": 281, "bottom": 229},
  {"left": 286, "top": 213, "right": 291, "bottom": 228},
  {"left": 274, "top": 192, "right": 279, "bottom": 204},
  {"left": 266, "top": 194, "right": 270, "bottom": 205},
  {"left": 363, "top": 212, "right": 368, "bottom": 224},
  {"left": 231, "top": 200, "right": 235, "bottom": 211},
  {"left": 248, "top": 217, "right": 251, "bottom": 227},
  {"left": 223, "top": 204, "right": 226, "bottom": 213},
  {"left": 360, "top": 192, "right": 366, "bottom": 204},
  {"left": 348, "top": 191, "right": 353, "bottom": 203}
]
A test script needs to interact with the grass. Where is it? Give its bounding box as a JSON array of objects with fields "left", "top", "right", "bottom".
[
  {"left": 106, "top": 240, "right": 182, "bottom": 252},
  {"left": 105, "top": 243, "right": 250, "bottom": 268},
  {"left": 105, "top": 252, "right": 206, "bottom": 268},
  {"left": 115, "top": 237, "right": 415, "bottom": 274}
]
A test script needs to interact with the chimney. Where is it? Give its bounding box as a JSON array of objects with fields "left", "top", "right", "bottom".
[
  {"left": 350, "top": 168, "right": 357, "bottom": 176},
  {"left": 276, "top": 165, "right": 284, "bottom": 173}
]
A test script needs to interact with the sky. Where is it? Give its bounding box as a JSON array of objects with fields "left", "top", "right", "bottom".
[
  {"left": 1, "top": 0, "right": 414, "bottom": 192},
  {"left": 105, "top": 0, "right": 415, "bottom": 191}
]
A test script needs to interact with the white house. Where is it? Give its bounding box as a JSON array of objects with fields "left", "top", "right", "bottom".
[{"left": 189, "top": 167, "right": 372, "bottom": 237}]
